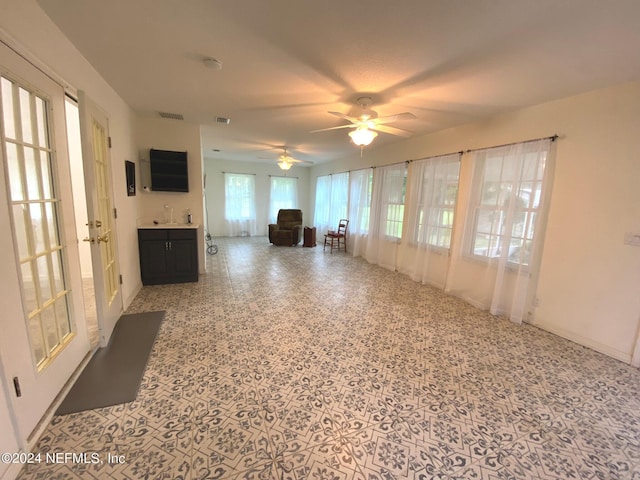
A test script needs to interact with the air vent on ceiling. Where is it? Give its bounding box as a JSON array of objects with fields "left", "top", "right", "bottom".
[
  {"left": 158, "top": 111, "right": 184, "bottom": 120},
  {"left": 216, "top": 117, "right": 231, "bottom": 125}
]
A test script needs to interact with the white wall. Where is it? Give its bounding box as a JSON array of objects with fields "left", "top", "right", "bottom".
[
  {"left": 0, "top": 0, "right": 144, "bottom": 459},
  {"left": 310, "top": 82, "right": 640, "bottom": 364},
  {"left": 204, "top": 157, "right": 311, "bottom": 238},
  {"left": 0, "top": 0, "right": 144, "bottom": 310},
  {"left": 135, "top": 117, "right": 206, "bottom": 273}
]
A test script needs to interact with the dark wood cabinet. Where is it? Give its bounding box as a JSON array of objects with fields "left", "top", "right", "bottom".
[{"left": 138, "top": 228, "right": 198, "bottom": 285}]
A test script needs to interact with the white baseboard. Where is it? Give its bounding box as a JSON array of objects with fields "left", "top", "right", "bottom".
[{"left": 533, "top": 320, "right": 632, "bottom": 364}]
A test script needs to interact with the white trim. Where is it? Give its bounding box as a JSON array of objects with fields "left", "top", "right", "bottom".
[
  {"left": 0, "top": 27, "right": 76, "bottom": 97},
  {"left": 534, "top": 320, "right": 632, "bottom": 364}
]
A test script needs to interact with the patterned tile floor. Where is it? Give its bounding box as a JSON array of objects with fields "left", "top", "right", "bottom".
[{"left": 18, "top": 236, "right": 640, "bottom": 479}]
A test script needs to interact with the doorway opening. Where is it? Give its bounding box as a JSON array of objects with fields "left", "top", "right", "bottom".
[{"left": 65, "top": 96, "right": 99, "bottom": 349}]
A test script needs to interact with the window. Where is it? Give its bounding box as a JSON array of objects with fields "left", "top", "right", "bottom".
[
  {"left": 1, "top": 76, "right": 72, "bottom": 369},
  {"left": 407, "top": 154, "right": 461, "bottom": 249},
  {"left": 269, "top": 176, "right": 298, "bottom": 223},
  {"left": 348, "top": 168, "right": 372, "bottom": 235},
  {"left": 380, "top": 165, "right": 407, "bottom": 239},
  {"left": 224, "top": 173, "right": 256, "bottom": 236},
  {"left": 313, "top": 173, "right": 348, "bottom": 233},
  {"left": 468, "top": 142, "right": 550, "bottom": 266}
]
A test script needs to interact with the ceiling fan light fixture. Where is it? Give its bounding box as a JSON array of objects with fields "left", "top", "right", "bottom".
[
  {"left": 349, "top": 126, "right": 377, "bottom": 146},
  {"left": 278, "top": 161, "right": 293, "bottom": 171}
]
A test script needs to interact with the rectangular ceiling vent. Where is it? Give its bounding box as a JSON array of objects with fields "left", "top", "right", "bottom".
[
  {"left": 216, "top": 116, "right": 231, "bottom": 125},
  {"left": 158, "top": 111, "right": 184, "bottom": 120}
]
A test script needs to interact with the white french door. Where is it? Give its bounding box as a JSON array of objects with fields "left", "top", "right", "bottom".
[
  {"left": 0, "top": 42, "right": 90, "bottom": 443},
  {"left": 78, "top": 92, "right": 123, "bottom": 346}
]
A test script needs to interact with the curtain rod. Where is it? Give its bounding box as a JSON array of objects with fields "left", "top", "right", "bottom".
[
  {"left": 322, "top": 150, "right": 464, "bottom": 176},
  {"left": 269, "top": 174, "right": 298, "bottom": 179},
  {"left": 464, "top": 134, "right": 558, "bottom": 153},
  {"left": 222, "top": 171, "right": 256, "bottom": 175},
  {"left": 315, "top": 135, "right": 558, "bottom": 178}
]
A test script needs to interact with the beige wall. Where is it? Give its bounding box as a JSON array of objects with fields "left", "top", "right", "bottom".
[
  {"left": 135, "top": 117, "right": 206, "bottom": 274},
  {"left": 203, "top": 157, "right": 311, "bottom": 237},
  {"left": 310, "top": 82, "right": 640, "bottom": 364}
]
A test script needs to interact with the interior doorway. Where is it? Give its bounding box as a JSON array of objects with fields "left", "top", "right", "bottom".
[{"left": 65, "top": 96, "right": 99, "bottom": 349}]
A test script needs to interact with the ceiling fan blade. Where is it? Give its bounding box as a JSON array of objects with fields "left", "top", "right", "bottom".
[
  {"left": 311, "top": 124, "right": 357, "bottom": 133},
  {"left": 328, "top": 111, "right": 360, "bottom": 123},
  {"left": 370, "top": 124, "right": 413, "bottom": 137},
  {"left": 288, "top": 158, "right": 314, "bottom": 164},
  {"left": 373, "top": 112, "right": 417, "bottom": 125}
]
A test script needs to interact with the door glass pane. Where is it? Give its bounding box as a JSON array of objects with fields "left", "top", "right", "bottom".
[
  {"left": 24, "top": 147, "right": 40, "bottom": 200},
  {"left": 21, "top": 262, "right": 37, "bottom": 315},
  {"left": 1, "top": 75, "right": 73, "bottom": 370},
  {"left": 55, "top": 300, "right": 70, "bottom": 339},
  {"left": 40, "top": 151, "right": 52, "bottom": 199},
  {"left": 44, "top": 202, "right": 58, "bottom": 248},
  {"left": 35, "top": 96, "right": 47, "bottom": 147},
  {"left": 41, "top": 305, "right": 58, "bottom": 354},
  {"left": 37, "top": 255, "right": 52, "bottom": 303},
  {"left": 28, "top": 315, "right": 46, "bottom": 365},
  {"left": 12, "top": 204, "right": 29, "bottom": 260},
  {"left": 51, "top": 250, "right": 65, "bottom": 294},
  {"left": 19, "top": 87, "right": 33, "bottom": 144},
  {"left": 30, "top": 203, "right": 45, "bottom": 254},
  {"left": 5, "top": 143, "right": 24, "bottom": 201},
  {"left": 1, "top": 78, "right": 16, "bottom": 139}
]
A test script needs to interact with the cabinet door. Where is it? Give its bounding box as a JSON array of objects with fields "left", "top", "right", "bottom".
[
  {"left": 140, "top": 240, "right": 170, "bottom": 284},
  {"left": 171, "top": 239, "right": 198, "bottom": 281}
]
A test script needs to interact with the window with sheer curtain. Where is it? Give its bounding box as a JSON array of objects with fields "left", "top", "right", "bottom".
[
  {"left": 397, "top": 154, "right": 461, "bottom": 287},
  {"left": 446, "top": 138, "right": 554, "bottom": 324},
  {"left": 347, "top": 168, "right": 373, "bottom": 257},
  {"left": 269, "top": 176, "right": 298, "bottom": 223},
  {"left": 406, "top": 154, "right": 461, "bottom": 250},
  {"left": 224, "top": 173, "right": 256, "bottom": 236},
  {"left": 313, "top": 173, "right": 348, "bottom": 234},
  {"left": 365, "top": 163, "right": 407, "bottom": 269},
  {"left": 467, "top": 143, "right": 548, "bottom": 266}
]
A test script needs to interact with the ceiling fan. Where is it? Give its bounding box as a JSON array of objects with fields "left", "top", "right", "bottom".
[
  {"left": 312, "top": 97, "right": 416, "bottom": 146},
  {"left": 271, "top": 147, "right": 314, "bottom": 171}
]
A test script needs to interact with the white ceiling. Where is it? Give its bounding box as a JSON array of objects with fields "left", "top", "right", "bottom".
[{"left": 37, "top": 0, "right": 640, "bottom": 167}]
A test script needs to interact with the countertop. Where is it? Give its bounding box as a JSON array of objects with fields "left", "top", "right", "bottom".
[{"left": 138, "top": 223, "right": 200, "bottom": 229}]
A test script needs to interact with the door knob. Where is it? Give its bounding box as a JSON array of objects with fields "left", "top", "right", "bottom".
[{"left": 97, "top": 234, "right": 109, "bottom": 243}]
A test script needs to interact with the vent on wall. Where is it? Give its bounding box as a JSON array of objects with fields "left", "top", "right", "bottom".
[{"left": 158, "top": 111, "right": 184, "bottom": 120}]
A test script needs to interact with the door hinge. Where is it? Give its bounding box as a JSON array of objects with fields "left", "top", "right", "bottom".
[
  {"left": 108, "top": 136, "right": 112, "bottom": 148},
  {"left": 13, "top": 377, "right": 22, "bottom": 397},
  {"left": 113, "top": 207, "right": 118, "bottom": 219},
  {"left": 119, "top": 274, "right": 123, "bottom": 285}
]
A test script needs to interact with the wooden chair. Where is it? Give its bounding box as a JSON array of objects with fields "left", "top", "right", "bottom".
[{"left": 324, "top": 219, "right": 349, "bottom": 253}]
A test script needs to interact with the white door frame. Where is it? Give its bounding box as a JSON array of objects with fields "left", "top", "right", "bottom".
[{"left": 0, "top": 40, "right": 90, "bottom": 447}]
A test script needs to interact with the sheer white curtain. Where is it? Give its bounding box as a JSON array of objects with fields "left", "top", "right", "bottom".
[
  {"left": 269, "top": 176, "right": 298, "bottom": 223},
  {"left": 224, "top": 173, "right": 257, "bottom": 236},
  {"left": 313, "top": 175, "right": 331, "bottom": 234},
  {"left": 328, "top": 172, "right": 349, "bottom": 230},
  {"left": 445, "top": 139, "right": 554, "bottom": 323},
  {"left": 348, "top": 168, "right": 372, "bottom": 257},
  {"left": 397, "top": 154, "right": 461, "bottom": 288},
  {"left": 365, "top": 163, "right": 407, "bottom": 270},
  {"left": 313, "top": 173, "right": 348, "bottom": 234}
]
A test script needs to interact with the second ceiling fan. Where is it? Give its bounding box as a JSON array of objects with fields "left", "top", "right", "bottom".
[
  {"left": 313, "top": 97, "right": 416, "bottom": 146},
  {"left": 274, "top": 147, "right": 314, "bottom": 171}
]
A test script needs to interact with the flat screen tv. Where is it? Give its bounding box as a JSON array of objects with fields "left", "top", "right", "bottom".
[{"left": 150, "top": 149, "right": 189, "bottom": 192}]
